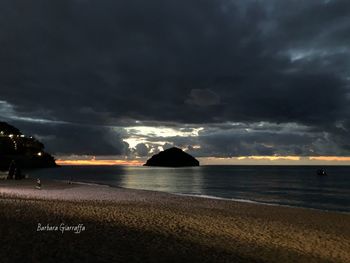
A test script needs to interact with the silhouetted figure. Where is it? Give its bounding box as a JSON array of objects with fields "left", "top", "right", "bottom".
[
  {"left": 14, "top": 165, "right": 22, "bottom": 180},
  {"left": 317, "top": 169, "right": 327, "bottom": 176},
  {"left": 7, "top": 160, "right": 16, "bottom": 180},
  {"left": 68, "top": 175, "right": 73, "bottom": 184},
  {"left": 36, "top": 178, "right": 41, "bottom": 190}
]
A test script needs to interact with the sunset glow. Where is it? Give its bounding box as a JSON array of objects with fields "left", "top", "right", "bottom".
[
  {"left": 56, "top": 156, "right": 350, "bottom": 166},
  {"left": 309, "top": 156, "right": 350, "bottom": 162},
  {"left": 56, "top": 159, "right": 143, "bottom": 166},
  {"left": 237, "top": 156, "right": 301, "bottom": 161}
]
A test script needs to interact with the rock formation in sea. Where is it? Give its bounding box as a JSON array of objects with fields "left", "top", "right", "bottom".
[
  {"left": 0, "top": 122, "right": 57, "bottom": 170},
  {"left": 144, "top": 147, "right": 200, "bottom": 167}
]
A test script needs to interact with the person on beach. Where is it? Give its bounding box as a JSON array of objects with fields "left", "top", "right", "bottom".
[
  {"left": 36, "top": 178, "right": 41, "bottom": 190},
  {"left": 7, "top": 160, "right": 16, "bottom": 180},
  {"left": 14, "top": 165, "right": 22, "bottom": 180}
]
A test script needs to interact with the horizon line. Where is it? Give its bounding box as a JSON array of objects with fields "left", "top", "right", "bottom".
[{"left": 56, "top": 156, "right": 350, "bottom": 166}]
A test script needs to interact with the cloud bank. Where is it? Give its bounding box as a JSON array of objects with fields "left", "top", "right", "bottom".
[{"left": 0, "top": 0, "right": 349, "bottom": 158}]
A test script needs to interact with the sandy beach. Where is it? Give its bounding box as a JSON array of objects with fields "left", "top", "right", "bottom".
[{"left": 0, "top": 178, "right": 349, "bottom": 263}]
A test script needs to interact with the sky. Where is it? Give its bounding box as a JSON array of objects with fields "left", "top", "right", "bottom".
[{"left": 1, "top": 0, "right": 350, "bottom": 165}]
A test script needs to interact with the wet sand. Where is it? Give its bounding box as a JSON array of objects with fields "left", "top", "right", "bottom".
[{"left": 0, "top": 179, "right": 349, "bottom": 263}]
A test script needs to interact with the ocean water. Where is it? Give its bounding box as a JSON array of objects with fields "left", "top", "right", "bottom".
[{"left": 28, "top": 165, "right": 350, "bottom": 213}]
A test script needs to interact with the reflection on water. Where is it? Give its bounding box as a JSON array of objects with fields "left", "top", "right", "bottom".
[
  {"left": 121, "top": 167, "right": 204, "bottom": 194},
  {"left": 28, "top": 165, "right": 350, "bottom": 212}
]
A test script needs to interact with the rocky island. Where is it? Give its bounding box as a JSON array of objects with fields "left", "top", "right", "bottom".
[
  {"left": 144, "top": 147, "right": 200, "bottom": 167},
  {"left": 0, "top": 122, "right": 57, "bottom": 170}
]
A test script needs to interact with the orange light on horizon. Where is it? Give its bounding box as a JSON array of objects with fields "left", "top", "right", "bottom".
[
  {"left": 199, "top": 155, "right": 350, "bottom": 165},
  {"left": 237, "top": 156, "right": 301, "bottom": 161},
  {"left": 56, "top": 159, "right": 143, "bottom": 166},
  {"left": 56, "top": 155, "right": 350, "bottom": 166},
  {"left": 309, "top": 156, "right": 350, "bottom": 162}
]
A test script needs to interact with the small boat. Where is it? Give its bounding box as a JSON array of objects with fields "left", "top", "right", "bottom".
[{"left": 316, "top": 169, "right": 327, "bottom": 176}]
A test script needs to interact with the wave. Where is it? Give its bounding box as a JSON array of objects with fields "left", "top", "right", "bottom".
[
  {"left": 54, "top": 180, "right": 112, "bottom": 188},
  {"left": 173, "top": 193, "right": 350, "bottom": 215},
  {"left": 66, "top": 179, "right": 350, "bottom": 214}
]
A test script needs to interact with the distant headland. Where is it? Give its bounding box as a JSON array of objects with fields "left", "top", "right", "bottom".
[
  {"left": 0, "top": 122, "right": 57, "bottom": 170},
  {"left": 144, "top": 147, "right": 200, "bottom": 167}
]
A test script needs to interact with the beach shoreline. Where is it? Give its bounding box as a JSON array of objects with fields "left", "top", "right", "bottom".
[
  {"left": 1, "top": 178, "right": 349, "bottom": 262},
  {"left": 1, "top": 177, "right": 349, "bottom": 215}
]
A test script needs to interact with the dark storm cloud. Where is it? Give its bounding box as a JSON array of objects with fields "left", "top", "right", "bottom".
[
  {"left": 9, "top": 120, "right": 128, "bottom": 156},
  {"left": 134, "top": 143, "right": 150, "bottom": 157},
  {"left": 0, "top": 0, "right": 349, "bottom": 156},
  {"left": 186, "top": 89, "right": 221, "bottom": 107}
]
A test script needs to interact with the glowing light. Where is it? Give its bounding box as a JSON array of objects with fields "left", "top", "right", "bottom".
[
  {"left": 200, "top": 156, "right": 350, "bottom": 165},
  {"left": 123, "top": 137, "right": 150, "bottom": 148},
  {"left": 191, "top": 145, "right": 201, "bottom": 149},
  {"left": 124, "top": 126, "right": 203, "bottom": 148},
  {"left": 56, "top": 155, "right": 350, "bottom": 167},
  {"left": 125, "top": 126, "right": 203, "bottom": 137},
  {"left": 56, "top": 159, "right": 143, "bottom": 166},
  {"left": 238, "top": 156, "right": 301, "bottom": 161},
  {"left": 37, "top": 152, "right": 42, "bottom": 156},
  {"left": 309, "top": 156, "right": 350, "bottom": 162}
]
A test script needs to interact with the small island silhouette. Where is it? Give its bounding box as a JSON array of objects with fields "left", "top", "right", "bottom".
[
  {"left": 0, "top": 122, "right": 57, "bottom": 170},
  {"left": 144, "top": 147, "right": 200, "bottom": 167}
]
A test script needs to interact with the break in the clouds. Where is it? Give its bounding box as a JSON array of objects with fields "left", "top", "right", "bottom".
[{"left": 0, "top": 0, "right": 349, "bottom": 158}]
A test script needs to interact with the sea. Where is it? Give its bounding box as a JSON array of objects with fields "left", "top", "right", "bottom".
[{"left": 28, "top": 165, "right": 350, "bottom": 213}]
